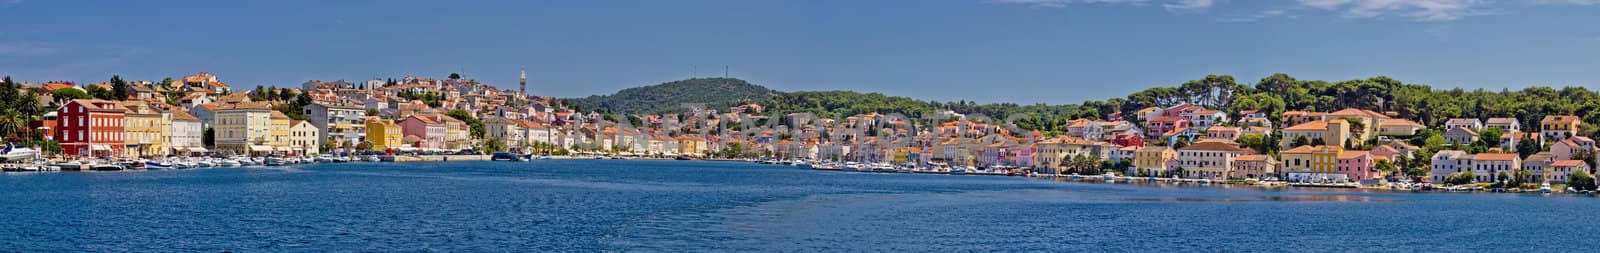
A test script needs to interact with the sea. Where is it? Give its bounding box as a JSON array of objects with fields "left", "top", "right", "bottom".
[{"left": 1, "top": 160, "right": 1594, "bottom": 252}]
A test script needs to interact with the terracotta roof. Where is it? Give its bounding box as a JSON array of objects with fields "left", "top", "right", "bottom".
[
  {"left": 1236, "top": 154, "right": 1273, "bottom": 161},
  {"left": 1179, "top": 141, "right": 1250, "bottom": 152},
  {"left": 1542, "top": 115, "right": 1580, "bottom": 124},
  {"left": 1472, "top": 153, "right": 1518, "bottom": 161},
  {"left": 1337, "top": 151, "right": 1370, "bottom": 159},
  {"left": 1150, "top": 116, "right": 1186, "bottom": 123},
  {"left": 1284, "top": 121, "right": 1329, "bottom": 131},
  {"left": 67, "top": 99, "right": 129, "bottom": 112},
  {"left": 1380, "top": 119, "right": 1424, "bottom": 127},
  {"left": 1283, "top": 145, "right": 1333, "bottom": 154},
  {"left": 171, "top": 110, "right": 200, "bottom": 121},
  {"left": 1553, "top": 160, "right": 1588, "bottom": 167},
  {"left": 1485, "top": 117, "right": 1519, "bottom": 125},
  {"left": 1327, "top": 108, "right": 1390, "bottom": 119}
]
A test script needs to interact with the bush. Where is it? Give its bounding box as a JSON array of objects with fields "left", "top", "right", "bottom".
[
  {"left": 1444, "top": 171, "right": 1475, "bottom": 185},
  {"left": 1569, "top": 171, "right": 1597, "bottom": 191}
]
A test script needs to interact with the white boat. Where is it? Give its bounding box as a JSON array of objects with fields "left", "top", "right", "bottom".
[
  {"left": 52, "top": 161, "right": 84, "bottom": 171},
  {"left": 1541, "top": 182, "right": 1553, "bottom": 194},
  {"left": 0, "top": 143, "right": 40, "bottom": 162},
  {"left": 264, "top": 157, "right": 286, "bottom": 166},
  {"left": 144, "top": 161, "right": 174, "bottom": 169},
  {"left": 1103, "top": 173, "right": 1116, "bottom": 183},
  {"left": 316, "top": 155, "right": 335, "bottom": 163},
  {"left": 794, "top": 161, "right": 813, "bottom": 169},
  {"left": 220, "top": 160, "right": 241, "bottom": 167}
]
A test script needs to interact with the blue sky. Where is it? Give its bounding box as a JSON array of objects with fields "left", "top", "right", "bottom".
[{"left": 2, "top": 0, "right": 1598, "bottom": 104}]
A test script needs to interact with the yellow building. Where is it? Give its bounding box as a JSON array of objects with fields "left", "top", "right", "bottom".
[
  {"left": 1280, "top": 120, "right": 1350, "bottom": 149},
  {"left": 1133, "top": 146, "right": 1177, "bottom": 176},
  {"left": 1541, "top": 115, "right": 1581, "bottom": 141},
  {"left": 216, "top": 101, "right": 274, "bottom": 155},
  {"left": 122, "top": 102, "right": 169, "bottom": 157},
  {"left": 270, "top": 111, "right": 291, "bottom": 154},
  {"left": 1310, "top": 145, "right": 1342, "bottom": 174},
  {"left": 1280, "top": 145, "right": 1316, "bottom": 173},
  {"left": 365, "top": 117, "right": 403, "bottom": 151}
]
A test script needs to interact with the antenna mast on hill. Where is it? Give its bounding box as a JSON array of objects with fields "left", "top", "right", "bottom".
[{"left": 724, "top": 65, "right": 729, "bottom": 78}]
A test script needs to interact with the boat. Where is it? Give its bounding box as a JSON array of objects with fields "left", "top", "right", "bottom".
[
  {"left": 365, "top": 155, "right": 381, "bottom": 162},
  {"left": 52, "top": 161, "right": 84, "bottom": 171},
  {"left": 811, "top": 163, "right": 840, "bottom": 171},
  {"left": 1541, "top": 182, "right": 1553, "bottom": 194},
  {"left": 316, "top": 155, "right": 335, "bottom": 163},
  {"left": 674, "top": 156, "right": 693, "bottom": 161},
  {"left": 220, "top": 160, "right": 241, "bottom": 167},
  {"left": 0, "top": 144, "right": 40, "bottom": 162},
  {"left": 795, "top": 161, "right": 813, "bottom": 169},
  {"left": 90, "top": 163, "right": 125, "bottom": 171},
  {"left": 144, "top": 161, "right": 174, "bottom": 169},
  {"left": 949, "top": 166, "right": 966, "bottom": 175},
  {"left": 1103, "top": 173, "right": 1116, "bottom": 183},
  {"left": 263, "top": 157, "right": 286, "bottom": 166},
  {"left": 379, "top": 155, "right": 396, "bottom": 162}
]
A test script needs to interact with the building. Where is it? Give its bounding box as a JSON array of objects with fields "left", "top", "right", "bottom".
[
  {"left": 122, "top": 102, "right": 169, "bottom": 157},
  {"left": 1325, "top": 108, "right": 1390, "bottom": 142},
  {"left": 1232, "top": 154, "right": 1278, "bottom": 180},
  {"left": 1335, "top": 151, "right": 1376, "bottom": 181},
  {"left": 289, "top": 120, "right": 320, "bottom": 156},
  {"left": 365, "top": 117, "right": 403, "bottom": 151},
  {"left": 1280, "top": 145, "right": 1341, "bottom": 175},
  {"left": 55, "top": 99, "right": 127, "bottom": 158},
  {"left": 1281, "top": 120, "right": 1350, "bottom": 149},
  {"left": 1031, "top": 136, "right": 1110, "bottom": 174},
  {"left": 1133, "top": 146, "right": 1177, "bottom": 177},
  {"left": 1444, "top": 118, "right": 1484, "bottom": 131},
  {"left": 398, "top": 115, "right": 446, "bottom": 149},
  {"left": 1485, "top": 117, "right": 1521, "bottom": 133},
  {"left": 1540, "top": 115, "right": 1581, "bottom": 142},
  {"left": 215, "top": 101, "right": 274, "bottom": 155},
  {"left": 1548, "top": 160, "right": 1589, "bottom": 184},
  {"left": 169, "top": 110, "right": 205, "bottom": 155},
  {"left": 1470, "top": 153, "right": 1521, "bottom": 183},
  {"left": 1376, "top": 119, "right": 1424, "bottom": 136},
  {"left": 1204, "top": 126, "right": 1240, "bottom": 141},
  {"left": 484, "top": 116, "right": 525, "bottom": 149},
  {"left": 1146, "top": 116, "right": 1189, "bottom": 139},
  {"left": 1443, "top": 127, "right": 1479, "bottom": 146},
  {"left": 304, "top": 103, "right": 367, "bottom": 150},
  {"left": 1429, "top": 150, "right": 1471, "bottom": 184},
  {"left": 270, "top": 111, "right": 292, "bottom": 154},
  {"left": 1523, "top": 152, "right": 1555, "bottom": 184},
  {"left": 1175, "top": 140, "right": 1252, "bottom": 179}
]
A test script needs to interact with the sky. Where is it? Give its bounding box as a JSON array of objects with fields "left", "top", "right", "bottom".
[{"left": 1, "top": 0, "right": 1598, "bottom": 104}]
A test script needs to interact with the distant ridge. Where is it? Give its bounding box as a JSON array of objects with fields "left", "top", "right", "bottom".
[{"left": 566, "top": 78, "right": 777, "bottom": 114}]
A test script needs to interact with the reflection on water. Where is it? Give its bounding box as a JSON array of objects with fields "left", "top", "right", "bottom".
[{"left": 1117, "top": 195, "right": 1400, "bottom": 203}]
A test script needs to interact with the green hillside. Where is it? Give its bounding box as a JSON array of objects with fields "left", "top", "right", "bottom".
[{"left": 567, "top": 78, "right": 778, "bottom": 114}]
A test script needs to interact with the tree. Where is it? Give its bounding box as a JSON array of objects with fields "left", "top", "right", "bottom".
[
  {"left": 366, "top": 109, "right": 379, "bottom": 117},
  {"left": 449, "top": 73, "right": 462, "bottom": 80},
  {"left": 1291, "top": 135, "right": 1311, "bottom": 147},
  {"left": 52, "top": 88, "right": 91, "bottom": 101},
  {"left": 203, "top": 128, "right": 215, "bottom": 147},
  {"left": 87, "top": 85, "right": 117, "bottom": 100},
  {"left": 1570, "top": 171, "right": 1597, "bottom": 191},
  {"left": 445, "top": 110, "right": 487, "bottom": 138},
  {"left": 109, "top": 75, "right": 130, "bottom": 100},
  {"left": 1445, "top": 171, "right": 1475, "bottom": 185}
]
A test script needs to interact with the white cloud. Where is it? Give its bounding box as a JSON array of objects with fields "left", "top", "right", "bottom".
[
  {"left": 989, "top": 0, "right": 1149, "bottom": 8},
  {"left": 1165, "top": 0, "right": 1216, "bottom": 11},
  {"left": 1221, "top": 9, "right": 1287, "bottom": 22},
  {"left": 1296, "top": 0, "right": 1488, "bottom": 21}
]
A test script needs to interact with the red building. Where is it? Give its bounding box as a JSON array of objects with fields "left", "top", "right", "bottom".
[
  {"left": 56, "top": 99, "right": 127, "bottom": 158},
  {"left": 1109, "top": 133, "right": 1146, "bottom": 147}
]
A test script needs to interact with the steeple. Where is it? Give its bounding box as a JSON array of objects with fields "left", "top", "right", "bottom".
[{"left": 519, "top": 67, "right": 527, "bottom": 96}]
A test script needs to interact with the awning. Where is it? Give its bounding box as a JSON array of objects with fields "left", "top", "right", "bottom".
[
  {"left": 277, "top": 147, "right": 294, "bottom": 152},
  {"left": 248, "top": 145, "right": 274, "bottom": 152},
  {"left": 187, "top": 147, "right": 209, "bottom": 153},
  {"left": 90, "top": 145, "right": 112, "bottom": 151}
]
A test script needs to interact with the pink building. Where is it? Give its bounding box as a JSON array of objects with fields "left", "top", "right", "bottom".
[
  {"left": 1336, "top": 151, "right": 1376, "bottom": 180},
  {"left": 397, "top": 115, "right": 445, "bottom": 149},
  {"left": 1147, "top": 116, "right": 1190, "bottom": 139}
]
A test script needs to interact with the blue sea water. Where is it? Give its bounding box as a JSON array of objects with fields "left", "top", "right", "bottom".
[{"left": 1, "top": 160, "right": 1596, "bottom": 252}]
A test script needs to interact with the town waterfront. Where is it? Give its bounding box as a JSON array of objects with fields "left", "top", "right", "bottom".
[{"left": 2, "top": 160, "right": 1596, "bottom": 252}]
